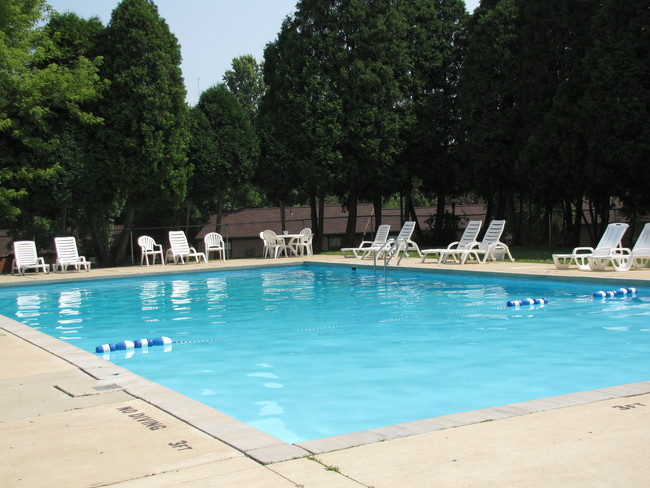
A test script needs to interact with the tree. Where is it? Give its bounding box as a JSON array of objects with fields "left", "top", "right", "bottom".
[
  {"left": 96, "top": 0, "right": 190, "bottom": 264},
  {"left": 37, "top": 12, "right": 107, "bottom": 237},
  {"left": 398, "top": 0, "right": 467, "bottom": 243},
  {"left": 457, "top": 0, "right": 520, "bottom": 225},
  {"left": 287, "top": 0, "right": 411, "bottom": 245},
  {"left": 0, "top": 0, "right": 103, "bottom": 227},
  {"left": 581, "top": 0, "right": 650, "bottom": 233},
  {"left": 223, "top": 54, "right": 265, "bottom": 123},
  {"left": 517, "top": 0, "right": 600, "bottom": 245},
  {"left": 259, "top": 13, "right": 342, "bottom": 248},
  {"left": 188, "top": 84, "right": 259, "bottom": 232}
]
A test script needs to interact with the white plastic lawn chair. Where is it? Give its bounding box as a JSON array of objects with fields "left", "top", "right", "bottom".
[
  {"left": 294, "top": 228, "right": 313, "bottom": 256},
  {"left": 421, "top": 220, "right": 483, "bottom": 263},
  {"left": 165, "top": 231, "right": 207, "bottom": 264},
  {"left": 552, "top": 223, "right": 628, "bottom": 271},
  {"left": 443, "top": 220, "right": 513, "bottom": 264},
  {"left": 261, "top": 230, "right": 289, "bottom": 258},
  {"left": 12, "top": 241, "right": 50, "bottom": 275},
  {"left": 204, "top": 232, "right": 226, "bottom": 261},
  {"left": 612, "top": 223, "right": 650, "bottom": 271},
  {"left": 378, "top": 221, "right": 422, "bottom": 265},
  {"left": 138, "top": 235, "right": 164, "bottom": 266},
  {"left": 54, "top": 236, "right": 91, "bottom": 272}
]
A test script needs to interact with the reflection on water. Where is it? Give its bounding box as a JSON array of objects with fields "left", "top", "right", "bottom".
[{"left": 16, "top": 293, "right": 43, "bottom": 320}]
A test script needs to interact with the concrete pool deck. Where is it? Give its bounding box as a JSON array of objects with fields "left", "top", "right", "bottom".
[{"left": 2, "top": 255, "right": 650, "bottom": 487}]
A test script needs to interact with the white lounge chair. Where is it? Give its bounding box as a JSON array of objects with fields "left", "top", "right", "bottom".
[
  {"left": 380, "top": 221, "right": 422, "bottom": 265},
  {"left": 138, "top": 235, "right": 164, "bottom": 266},
  {"left": 261, "top": 230, "right": 289, "bottom": 258},
  {"left": 421, "top": 220, "right": 483, "bottom": 263},
  {"left": 341, "top": 224, "right": 391, "bottom": 259},
  {"left": 444, "top": 220, "right": 513, "bottom": 264},
  {"left": 552, "top": 222, "right": 628, "bottom": 271},
  {"left": 53, "top": 236, "right": 91, "bottom": 272},
  {"left": 165, "top": 231, "right": 207, "bottom": 264},
  {"left": 204, "top": 232, "right": 226, "bottom": 261},
  {"left": 12, "top": 241, "right": 50, "bottom": 275},
  {"left": 611, "top": 223, "right": 650, "bottom": 271}
]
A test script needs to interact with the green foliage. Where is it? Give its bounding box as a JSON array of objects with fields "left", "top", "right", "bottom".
[
  {"left": 99, "top": 0, "right": 190, "bottom": 210},
  {"left": 0, "top": 0, "right": 103, "bottom": 222},
  {"left": 189, "top": 84, "right": 259, "bottom": 217},
  {"left": 457, "top": 0, "right": 520, "bottom": 218},
  {"left": 223, "top": 54, "right": 265, "bottom": 122},
  {"left": 581, "top": 0, "right": 650, "bottom": 208}
]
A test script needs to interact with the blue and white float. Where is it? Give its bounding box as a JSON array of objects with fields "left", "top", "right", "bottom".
[
  {"left": 592, "top": 287, "right": 637, "bottom": 299},
  {"left": 95, "top": 336, "right": 172, "bottom": 354},
  {"left": 506, "top": 298, "right": 548, "bottom": 307}
]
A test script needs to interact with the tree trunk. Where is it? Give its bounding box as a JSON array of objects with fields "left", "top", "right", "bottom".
[
  {"left": 344, "top": 184, "right": 358, "bottom": 247},
  {"left": 572, "top": 196, "right": 583, "bottom": 247},
  {"left": 373, "top": 195, "right": 382, "bottom": 229},
  {"left": 309, "top": 190, "right": 319, "bottom": 253},
  {"left": 85, "top": 205, "right": 111, "bottom": 265},
  {"left": 215, "top": 194, "right": 224, "bottom": 233},
  {"left": 435, "top": 192, "right": 446, "bottom": 233},
  {"left": 279, "top": 200, "right": 286, "bottom": 232},
  {"left": 113, "top": 202, "right": 135, "bottom": 266},
  {"left": 317, "top": 190, "right": 325, "bottom": 253},
  {"left": 406, "top": 193, "right": 423, "bottom": 243}
]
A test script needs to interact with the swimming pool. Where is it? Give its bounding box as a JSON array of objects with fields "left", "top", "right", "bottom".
[{"left": 1, "top": 264, "right": 648, "bottom": 443}]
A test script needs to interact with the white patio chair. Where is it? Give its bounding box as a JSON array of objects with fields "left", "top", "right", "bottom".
[
  {"left": 294, "top": 228, "right": 313, "bottom": 256},
  {"left": 421, "top": 220, "right": 483, "bottom": 263},
  {"left": 54, "top": 236, "right": 90, "bottom": 272},
  {"left": 138, "top": 235, "right": 164, "bottom": 266},
  {"left": 379, "top": 221, "right": 422, "bottom": 265},
  {"left": 612, "top": 222, "right": 650, "bottom": 271},
  {"left": 261, "top": 230, "right": 289, "bottom": 258},
  {"left": 341, "top": 224, "right": 391, "bottom": 259},
  {"left": 204, "top": 232, "right": 226, "bottom": 261},
  {"left": 553, "top": 222, "right": 628, "bottom": 271},
  {"left": 165, "top": 231, "right": 207, "bottom": 264},
  {"left": 12, "top": 241, "right": 50, "bottom": 275},
  {"left": 456, "top": 220, "right": 514, "bottom": 264}
]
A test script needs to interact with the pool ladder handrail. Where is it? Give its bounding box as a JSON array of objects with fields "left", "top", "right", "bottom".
[{"left": 373, "top": 237, "right": 409, "bottom": 270}]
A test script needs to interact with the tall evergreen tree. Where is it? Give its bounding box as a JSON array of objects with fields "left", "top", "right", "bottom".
[
  {"left": 518, "top": 0, "right": 600, "bottom": 245},
  {"left": 398, "top": 0, "right": 467, "bottom": 241},
  {"left": 188, "top": 84, "right": 259, "bottom": 231},
  {"left": 582, "top": 0, "right": 650, "bottom": 222},
  {"left": 259, "top": 12, "right": 343, "bottom": 246},
  {"left": 457, "top": 0, "right": 519, "bottom": 224},
  {"left": 96, "top": 0, "right": 190, "bottom": 264}
]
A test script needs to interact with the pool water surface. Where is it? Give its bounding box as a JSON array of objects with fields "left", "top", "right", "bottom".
[{"left": 0, "top": 264, "right": 648, "bottom": 443}]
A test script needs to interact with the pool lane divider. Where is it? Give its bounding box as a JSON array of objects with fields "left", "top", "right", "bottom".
[
  {"left": 592, "top": 287, "right": 637, "bottom": 299},
  {"left": 95, "top": 325, "right": 346, "bottom": 354},
  {"left": 95, "top": 336, "right": 172, "bottom": 353},
  {"left": 506, "top": 298, "right": 548, "bottom": 307}
]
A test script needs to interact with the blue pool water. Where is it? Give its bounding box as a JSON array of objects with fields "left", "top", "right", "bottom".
[{"left": 1, "top": 264, "right": 649, "bottom": 443}]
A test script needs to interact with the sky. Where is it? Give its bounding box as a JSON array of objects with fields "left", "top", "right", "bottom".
[{"left": 47, "top": 0, "right": 481, "bottom": 106}]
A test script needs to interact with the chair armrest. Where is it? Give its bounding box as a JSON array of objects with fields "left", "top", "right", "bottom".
[
  {"left": 572, "top": 247, "right": 595, "bottom": 254},
  {"left": 446, "top": 241, "right": 460, "bottom": 250}
]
